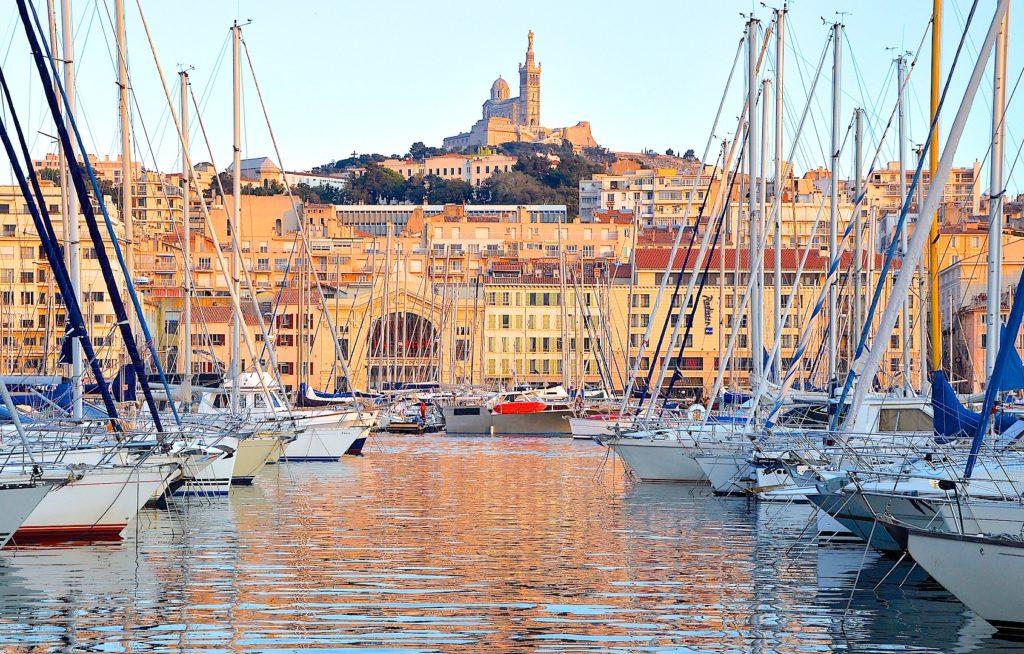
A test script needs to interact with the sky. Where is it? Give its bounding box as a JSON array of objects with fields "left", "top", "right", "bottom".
[{"left": 0, "top": 0, "right": 1020, "bottom": 190}]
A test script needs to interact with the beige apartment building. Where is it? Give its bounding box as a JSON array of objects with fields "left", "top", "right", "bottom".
[
  {"left": 579, "top": 166, "right": 728, "bottom": 228},
  {"left": 940, "top": 235, "right": 1024, "bottom": 393},
  {"left": 866, "top": 160, "right": 983, "bottom": 215},
  {"left": 0, "top": 183, "right": 126, "bottom": 378},
  {"left": 478, "top": 247, "right": 918, "bottom": 396},
  {"left": 381, "top": 152, "right": 517, "bottom": 186}
]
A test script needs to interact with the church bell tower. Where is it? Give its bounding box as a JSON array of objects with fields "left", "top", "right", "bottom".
[{"left": 518, "top": 31, "right": 541, "bottom": 127}]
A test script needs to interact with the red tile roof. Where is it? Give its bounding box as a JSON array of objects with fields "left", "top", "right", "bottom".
[
  {"left": 633, "top": 247, "right": 898, "bottom": 272},
  {"left": 190, "top": 303, "right": 262, "bottom": 326}
]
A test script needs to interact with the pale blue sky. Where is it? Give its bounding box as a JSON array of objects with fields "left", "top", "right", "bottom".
[{"left": 0, "top": 1, "right": 1020, "bottom": 190}]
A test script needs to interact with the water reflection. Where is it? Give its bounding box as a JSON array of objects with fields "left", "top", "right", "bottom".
[{"left": 0, "top": 436, "right": 1018, "bottom": 651}]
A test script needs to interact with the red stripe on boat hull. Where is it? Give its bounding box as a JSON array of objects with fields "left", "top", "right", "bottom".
[{"left": 8, "top": 523, "right": 127, "bottom": 545}]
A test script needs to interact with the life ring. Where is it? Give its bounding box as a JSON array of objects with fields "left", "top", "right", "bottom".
[{"left": 687, "top": 403, "right": 706, "bottom": 422}]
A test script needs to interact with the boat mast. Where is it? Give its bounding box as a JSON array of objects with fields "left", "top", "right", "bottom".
[
  {"left": 230, "top": 21, "right": 242, "bottom": 414},
  {"left": 828, "top": 19, "right": 843, "bottom": 390},
  {"left": 986, "top": 7, "right": 1009, "bottom": 377},
  {"left": 916, "top": 144, "right": 927, "bottom": 392},
  {"left": 758, "top": 75, "right": 769, "bottom": 386},
  {"left": 853, "top": 108, "right": 864, "bottom": 344},
  {"left": 846, "top": 0, "right": 1009, "bottom": 427},
  {"left": 772, "top": 5, "right": 785, "bottom": 383},
  {"left": 46, "top": 0, "right": 64, "bottom": 376},
  {"left": 927, "top": 0, "right": 942, "bottom": 386},
  {"left": 897, "top": 53, "right": 911, "bottom": 392},
  {"left": 61, "top": 0, "right": 83, "bottom": 420},
  {"left": 115, "top": 0, "right": 134, "bottom": 341},
  {"left": 747, "top": 17, "right": 763, "bottom": 388},
  {"left": 180, "top": 69, "right": 192, "bottom": 401},
  {"left": 297, "top": 213, "right": 305, "bottom": 398}
]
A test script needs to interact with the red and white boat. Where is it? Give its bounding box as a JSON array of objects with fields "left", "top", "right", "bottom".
[
  {"left": 490, "top": 400, "right": 572, "bottom": 436},
  {"left": 11, "top": 460, "right": 178, "bottom": 543}
]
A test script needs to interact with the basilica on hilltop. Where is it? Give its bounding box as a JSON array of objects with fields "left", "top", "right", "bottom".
[{"left": 442, "top": 32, "right": 597, "bottom": 151}]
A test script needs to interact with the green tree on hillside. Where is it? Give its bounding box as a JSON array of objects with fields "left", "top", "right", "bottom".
[
  {"left": 242, "top": 179, "right": 286, "bottom": 196},
  {"left": 39, "top": 168, "right": 61, "bottom": 186},
  {"left": 425, "top": 175, "right": 473, "bottom": 204},
  {"left": 478, "top": 171, "right": 558, "bottom": 205},
  {"left": 292, "top": 183, "right": 347, "bottom": 204},
  {"left": 347, "top": 163, "right": 406, "bottom": 203}
]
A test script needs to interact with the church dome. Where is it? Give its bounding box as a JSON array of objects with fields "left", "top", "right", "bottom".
[{"left": 490, "top": 76, "right": 510, "bottom": 101}]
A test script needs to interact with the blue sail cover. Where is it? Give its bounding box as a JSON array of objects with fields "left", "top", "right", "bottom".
[
  {"left": 932, "top": 370, "right": 1021, "bottom": 442},
  {"left": 3, "top": 381, "right": 107, "bottom": 420},
  {"left": 996, "top": 325, "right": 1024, "bottom": 392},
  {"left": 932, "top": 371, "right": 980, "bottom": 442},
  {"left": 723, "top": 391, "right": 752, "bottom": 405}
]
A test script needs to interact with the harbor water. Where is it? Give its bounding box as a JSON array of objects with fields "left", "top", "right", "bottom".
[{"left": 0, "top": 436, "right": 1018, "bottom": 652}]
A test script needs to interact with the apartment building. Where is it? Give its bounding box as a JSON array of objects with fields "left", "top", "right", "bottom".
[
  {"left": 866, "top": 160, "right": 983, "bottom": 215},
  {"left": 579, "top": 165, "right": 725, "bottom": 227},
  {"left": 380, "top": 152, "right": 517, "bottom": 186},
  {"left": 0, "top": 183, "right": 125, "bottom": 378}
]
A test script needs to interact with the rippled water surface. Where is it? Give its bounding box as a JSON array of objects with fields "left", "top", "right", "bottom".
[{"left": 0, "top": 436, "right": 1019, "bottom": 652}]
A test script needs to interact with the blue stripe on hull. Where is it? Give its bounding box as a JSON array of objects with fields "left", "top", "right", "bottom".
[{"left": 344, "top": 437, "right": 367, "bottom": 456}]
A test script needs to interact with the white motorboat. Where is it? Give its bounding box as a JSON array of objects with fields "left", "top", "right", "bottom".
[{"left": 196, "top": 373, "right": 376, "bottom": 462}]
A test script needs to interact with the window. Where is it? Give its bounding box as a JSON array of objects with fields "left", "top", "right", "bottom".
[
  {"left": 877, "top": 408, "right": 931, "bottom": 433},
  {"left": 680, "top": 356, "right": 702, "bottom": 371},
  {"left": 278, "top": 362, "right": 295, "bottom": 375}
]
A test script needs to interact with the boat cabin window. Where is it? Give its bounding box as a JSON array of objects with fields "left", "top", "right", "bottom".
[
  {"left": 776, "top": 405, "right": 830, "bottom": 428},
  {"left": 877, "top": 408, "right": 931, "bottom": 433},
  {"left": 213, "top": 393, "right": 228, "bottom": 409},
  {"left": 254, "top": 394, "right": 267, "bottom": 408}
]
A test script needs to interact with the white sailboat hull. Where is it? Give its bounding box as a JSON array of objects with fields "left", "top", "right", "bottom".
[
  {"left": 231, "top": 435, "right": 278, "bottom": 483},
  {"left": 568, "top": 417, "right": 617, "bottom": 439},
  {"left": 608, "top": 439, "right": 706, "bottom": 482},
  {"left": 16, "top": 464, "right": 174, "bottom": 542},
  {"left": 0, "top": 482, "right": 53, "bottom": 547},
  {"left": 282, "top": 425, "right": 367, "bottom": 462},
  {"left": 908, "top": 529, "right": 1024, "bottom": 634},
  {"left": 175, "top": 440, "right": 237, "bottom": 497},
  {"left": 695, "top": 452, "right": 755, "bottom": 495}
]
